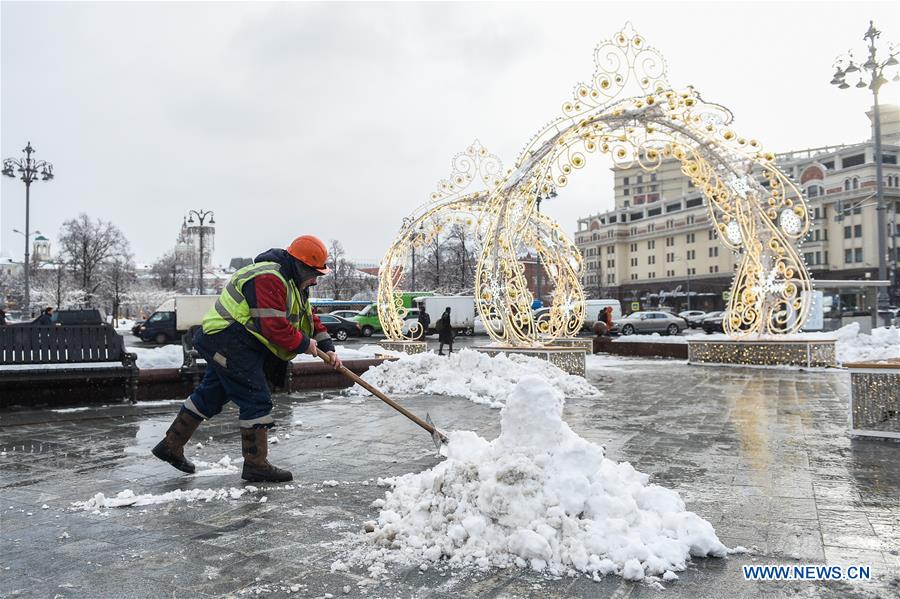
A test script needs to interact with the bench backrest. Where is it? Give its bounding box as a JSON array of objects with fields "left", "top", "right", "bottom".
[{"left": 0, "top": 324, "right": 128, "bottom": 365}]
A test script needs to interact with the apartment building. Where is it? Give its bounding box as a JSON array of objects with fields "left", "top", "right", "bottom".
[{"left": 574, "top": 105, "right": 900, "bottom": 310}]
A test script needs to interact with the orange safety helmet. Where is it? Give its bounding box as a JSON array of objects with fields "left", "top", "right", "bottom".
[{"left": 287, "top": 235, "right": 331, "bottom": 274}]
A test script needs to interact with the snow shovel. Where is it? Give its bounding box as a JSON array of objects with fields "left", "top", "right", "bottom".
[{"left": 315, "top": 349, "right": 448, "bottom": 451}]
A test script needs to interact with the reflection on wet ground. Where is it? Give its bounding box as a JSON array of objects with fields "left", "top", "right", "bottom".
[{"left": 1, "top": 357, "right": 897, "bottom": 598}]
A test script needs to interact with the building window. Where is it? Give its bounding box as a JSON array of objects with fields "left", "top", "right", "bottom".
[
  {"left": 709, "top": 265, "right": 719, "bottom": 273},
  {"left": 624, "top": 188, "right": 630, "bottom": 196},
  {"left": 648, "top": 240, "right": 655, "bottom": 250},
  {"left": 686, "top": 215, "right": 696, "bottom": 225},
  {"left": 685, "top": 197, "right": 703, "bottom": 208},
  {"left": 648, "top": 223, "right": 656, "bottom": 232},
  {"left": 666, "top": 236, "right": 674, "bottom": 247},
  {"left": 666, "top": 252, "right": 674, "bottom": 262},
  {"left": 844, "top": 179, "right": 851, "bottom": 191},
  {"left": 844, "top": 249, "right": 853, "bottom": 263},
  {"left": 843, "top": 154, "right": 864, "bottom": 168},
  {"left": 708, "top": 230, "right": 716, "bottom": 240},
  {"left": 708, "top": 246, "right": 719, "bottom": 257},
  {"left": 630, "top": 243, "right": 637, "bottom": 252},
  {"left": 883, "top": 154, "right": 897, "bottom": 164},
  {"left": 686, "top": 233, "right": 695, "bottom": 243},
  {"left": 647, "top": 207, "right": 661, "bottom": 217},
  {"left": 855, "top": 247, "right": 863, "bottom": 263},
  {"left": 844, "top": 225, "right": 852, "bottom": 239},
  {"left": 854, "top": 224, "right": 862, "bottom": 237},
  {"left": 805, "top": 252, "right": 814, "bottom": 265},
  {"left": 823, "top": 160, "right": 834, "bottom": 170},
  {"left": 687, "top": 249, "right": 696, "bottom": 260},
  {"left": 623, "top": 176, "right": 629, "bottom": 186},
  {"left": 631, "top": 257, "right": 638, "bottom": 267},
  {"left": 687, "top": 267, "right": 696, "bottom": 276},
  {"left": 647, "top": 255, "right": 656, "bottom": 265},
  {"left": 630, "top": 227, "right": 637, "bottom": 236},
  {"left": 648, "top": 272, "right": 655, "bottom": 279},
  {"left": 807, "top": 185, "right": 824, "bottom": 198},
  {"left": 637, "top": 175, "right": 643, "bottom": 184},
  {"left": 666, "top": 202, "right": 681, "bottom": 213},
  {"left": 636, "top": 186, "right": 644, "bottom": 194}
]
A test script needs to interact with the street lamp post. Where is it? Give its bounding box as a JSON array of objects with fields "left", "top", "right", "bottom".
[
  {"left": 535, "top": 188, "right": 558, "bottom": 304},
  {"left": 831, "top": 20, "right": 899, "bottom": 320},
  {"left": 3, "top": 142, "right": 54, "bottom": 314},
  {"left": 186, "top": 209, "right": 215, "bottom": 295}
]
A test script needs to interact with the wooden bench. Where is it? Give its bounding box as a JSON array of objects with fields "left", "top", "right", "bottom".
[{"left": 0, "top": 324, "right": 138, "bottom": 405}]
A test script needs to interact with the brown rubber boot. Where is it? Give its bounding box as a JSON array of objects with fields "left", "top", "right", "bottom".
[
  {"left": 151, "top": 408, "right": 202, "bottom": 473},
  {"left": 241, "top": 427, "right": 292, "bottom": 483}
]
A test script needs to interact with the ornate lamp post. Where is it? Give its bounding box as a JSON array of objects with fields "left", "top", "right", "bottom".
[
  {"left": 535, "top": 188, "right": 557, "bottom": 304},
  {"left": 831, "top": 21, "right": 899, "bottom": 317},
  {"left": 186, "top": 209, "right": 215, "bottom": 295},
  {"left": 2, "top": 142, "right": 54, "bottom": 314}
]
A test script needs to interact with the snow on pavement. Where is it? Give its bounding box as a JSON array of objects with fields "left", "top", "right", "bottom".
[
  {"left": 357, "top": 375, "right": 726, "bottom": 582},
  {"left": 609, "top": 324, "right": 899, "bottom": 365},
  {"left": 72, "top": 487, "right": 250, "bottom": 510},
  {"left": 348, "top": 348, "right": 599, "bottom": 408}
]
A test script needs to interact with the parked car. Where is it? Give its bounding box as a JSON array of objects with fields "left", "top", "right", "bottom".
[
  {"left": 614, "top": 311, "right": 685, "bottom": 336},
  {"left": 136, "top": 295, "right": 218, "bottom": 344},
  {"left": 316, "top": 314, "right": 362, "bottom": 342},
  {"left": 678, "top": 310, "right": 705, "bottom": 325},
  {"left": 51, "top": 309, "right": 104, "bottom": 325},
  {"left": 701, "top": 312, "right": 726, "bottom": 334},
  {"left": 328, "top": 310, "right": 360, "bottom": 320},
  {"left": 684, "top": 311, "right": 711, "bottom": 328}
]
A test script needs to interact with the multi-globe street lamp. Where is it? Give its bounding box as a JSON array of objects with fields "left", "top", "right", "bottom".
[
  {"left": 186, "top": 209, "right": 215, "bottom": 295},
  {"left": 831, "top": 20, "right": 899, "bottom": 317},
  {"left": 2, "top": 142, "right": 54, "bottom": 314},
  {"left": 534, "top": 188, "right": 557, "bottom": 304}
]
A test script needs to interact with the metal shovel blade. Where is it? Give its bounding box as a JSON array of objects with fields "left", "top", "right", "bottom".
[{"left": 426, "top": 413, "right": 448, "bottom": 452}]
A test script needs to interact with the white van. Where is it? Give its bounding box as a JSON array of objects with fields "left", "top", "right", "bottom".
[{"left": 582, "top": 299, "right": 622, "bottom": 329}]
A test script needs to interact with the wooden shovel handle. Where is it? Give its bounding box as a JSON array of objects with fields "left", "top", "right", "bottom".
[{"left": 316, "top": 349, "right": 438, "bottom": 436}]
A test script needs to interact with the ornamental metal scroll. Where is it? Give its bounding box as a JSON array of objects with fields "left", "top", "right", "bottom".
[
  {"left": 377, "top": 141, "right": 505, "bottom": 341},
  {"left": 474, "top": 22, "right": 811, "bottom": 344}
]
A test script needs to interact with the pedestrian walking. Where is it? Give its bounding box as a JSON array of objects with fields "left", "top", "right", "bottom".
[
  {"left": 437, "top": 306, "right": 453, "bottom": 355},
  {"left": 152, "top": 235, "right": 342, "bottom": 483},
  {"left": 33, "top": 307, "right": 53, "bottom": 326},
  {"left": 416, "top": 309, "right": 431, "bottom": 340}
]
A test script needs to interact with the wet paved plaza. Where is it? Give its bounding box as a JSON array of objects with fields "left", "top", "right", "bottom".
[{"left": 1, "top": 356, "right": 898, "bottom": 598}]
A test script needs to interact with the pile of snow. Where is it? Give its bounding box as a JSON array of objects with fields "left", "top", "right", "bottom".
[
  {"left": 73, "top": 487, "right": 249, "bottom": 510},
  {"left": 833, "top": 323, "right": 899, "bottom": 364},
  {"left": 348, "top": 349, "right": 598, "bottom": 408},
  {"left": 128, "top": 345, "right": 185, "bottom": 369},
  {"left": 129, "top": 343, "right": 392, "bottom": 370},
  {"left": 360, "top": 376, "right": 726, "bottom": 581},
  {"left": 193, "top": 455, "right": 240, "bottom": 477}
]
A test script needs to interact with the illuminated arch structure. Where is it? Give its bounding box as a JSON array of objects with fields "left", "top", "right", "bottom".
[{"left": 382, "top": 23, "right": 812, "bottom": 347}]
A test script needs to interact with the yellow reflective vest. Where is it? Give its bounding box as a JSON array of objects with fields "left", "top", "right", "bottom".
[{"left": 202, "top": 261, "right": 314, "bottom": 361}]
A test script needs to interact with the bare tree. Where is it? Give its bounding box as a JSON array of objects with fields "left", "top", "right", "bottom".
[
  {"left": 444, "top": 223, "right": 480, "bottom": 293},
  {"left": 58, "top": 214, "right": 129, "bottom": 302},
  {"left": 30, "top": 261, "right": 88, "bottom": 310},
  {"left": 152, "top": 250, "right": 189, "bottom": 291},
  {"left": 99, "top": 252, "right": 137, "bottom": 325},
  {"left": 125, "top": 284, "right": 173, "bottom": 320}
]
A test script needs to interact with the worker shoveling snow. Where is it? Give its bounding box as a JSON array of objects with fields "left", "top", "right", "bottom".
[
  {"left": 348, "top": 348, "right": 598, "bottom": 408},
  {"left": 358, "top": 375, "right": 727, "bottom": 582}
]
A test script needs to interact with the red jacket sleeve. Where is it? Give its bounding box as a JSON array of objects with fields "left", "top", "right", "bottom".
[{"left": 249, "top": 274, "right": 308, "bottom": 354}]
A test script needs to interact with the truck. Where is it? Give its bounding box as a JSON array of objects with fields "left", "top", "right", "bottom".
[
  {"left": 353, "top": 291, "right": 434, "bottom": 337},
  {"left": 136, "top": 295, "right": 219, "bottom": 344},
  {"left": 416, "top": 295, "right": 476, "bottom": 335}
]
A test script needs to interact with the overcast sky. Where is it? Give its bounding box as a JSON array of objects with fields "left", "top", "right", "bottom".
[{"left": 2, "top": 1, "right": 898, "bottom": 266}]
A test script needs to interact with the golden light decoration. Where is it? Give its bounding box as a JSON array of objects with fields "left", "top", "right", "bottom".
[{"left": 381, "top": 23, "right": 813, "bottom": 346}]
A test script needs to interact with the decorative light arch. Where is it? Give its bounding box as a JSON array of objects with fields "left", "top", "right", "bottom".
[
  {"left": 475, "top": 23, "right": 811, "bottom": 345},
  {"left": 379, "top": 23, "right": 812, "bottom": 346}
]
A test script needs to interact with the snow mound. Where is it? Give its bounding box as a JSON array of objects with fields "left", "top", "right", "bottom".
[
  {"left": 348, "top": 349, "right": 598, "bottom": 408},
  {"left": 834, "top": 323, "right": 900, "bottom": 364},
  {"left": 73, "top": 487, "right": 248, "bottom": 510},
  {"left": 360, "top": 375, "right": 726, "bottom": 581},
  {"left": 128, "top": 345, "right": 185, "bottom": 369},
  {"left": 192, "top": 455, "right": 240, "bottom": 477}
]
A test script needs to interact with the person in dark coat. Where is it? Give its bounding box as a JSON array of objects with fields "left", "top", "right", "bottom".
[
  {"left": 416, "top": 309, "right": 431, "bottom": 340},
  {"left": 0, "top": 309, "right": 6, "bottom": 326},
  {"left": 33, "top": 307, "right": 53, "bottom": 326},
  {"left": 437, "top": 307, "right": 453, "bottom": 355}
]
